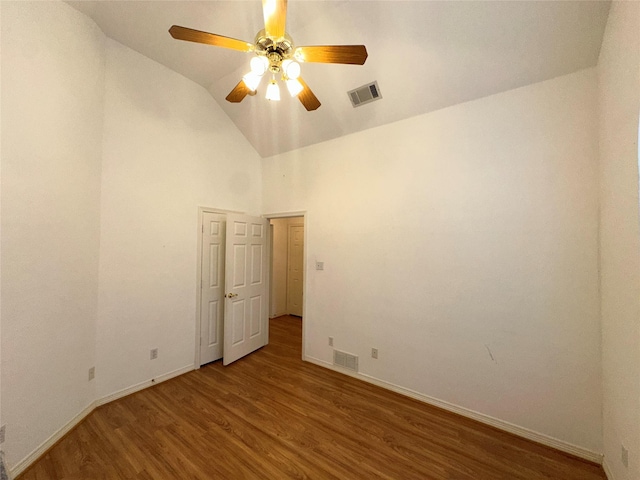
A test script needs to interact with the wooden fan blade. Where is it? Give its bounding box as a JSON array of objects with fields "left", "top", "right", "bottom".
[
  {"left": 295, "top": 45, "right": 368, "bottom": 65},
  {"left": 297, "top": 77, "right": 321, "bottom": 111},
  {"left": 169, "top": 26, "right": 253, "bottom": 52},
  {"left": 226, "top": 80, "right": 252, "bottom": 103},
  {"left": 262, "top": 0, "right": 287, "bottom": 39}
]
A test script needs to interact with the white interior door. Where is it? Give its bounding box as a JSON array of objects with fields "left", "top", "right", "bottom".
[
  {"left": 286, "top": 225, "right": 304, "bottom": 316},
  {"left": 223, "top": 214, "right": 269, "bottom": 365},
  {"left": 199, "top": 212, "right": 225, "bottom": 365}
]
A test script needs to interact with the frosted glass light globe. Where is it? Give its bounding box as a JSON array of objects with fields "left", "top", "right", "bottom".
[
  {"left": 266, "top": 80, "right": 280, "bottom": 101},
  {"left": 286, "top": 78, "right": 303, "bottom": 97},
  {"left": 250, "top": 56, "right": 269, "bottom": 76},
  {"left": 242, "top": 72, "right": 262, "bottom": 92},
  {"left": 282, "top": 59, "right": 301, "bottom": 80}
]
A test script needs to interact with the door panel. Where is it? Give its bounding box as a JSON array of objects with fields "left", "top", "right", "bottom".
[
  {"left": 223, "top": 214, "right": 269, "bottom": 365},
  {"left": 199, "top": 213, "right": 225, "bottom": 365},
  {"left": 232, "top": 244, "right": 246, "bottom": 287},
  {"left": 251, "top": 245, "right": 263, "bottom": 284},
  {"left": 231, "top": 300, "right": 245, "bottom": 345},
  {"left": 287, "top": 225, "right": 304, "bottom": 316},
  {"left": 250, "top": 295, "right": 262, "bottom": 337},
  {"left": 207, "top": 301, "right": 219, "bottom": 345}
]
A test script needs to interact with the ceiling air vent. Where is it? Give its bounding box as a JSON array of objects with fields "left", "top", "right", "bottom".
[{"left": 348, "top": 81, "right": 382, "bottom": 108}]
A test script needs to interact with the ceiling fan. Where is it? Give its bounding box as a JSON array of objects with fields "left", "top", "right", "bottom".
[{"left": 169, "top": 0, "right": 368, "bottom": 111}]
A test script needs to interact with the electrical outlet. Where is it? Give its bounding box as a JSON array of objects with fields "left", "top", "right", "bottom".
[
  {"left": 329, "top": 337, "right": 334, "bottom": 347},
  {"left": 150, "top": 348, "right": 158, "bottom": 360},
  {"left": 622, "top": 444, "right": 629, "bottom": 468},
  {"left": 371, "top": 348, "right": 378, "bottom": 359},
  {"left": 88, "top": 366, "right": 95, "bottom": 381},
  {"left": 0, "top": 424, "right": 5, "bottom": 444}
]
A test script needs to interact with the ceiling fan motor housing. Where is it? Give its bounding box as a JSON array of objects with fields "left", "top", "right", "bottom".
[
  {"left": 255, "top": 29, "right": 295, "bottom": 72},
  {"left": 267, "top": 53, "right": 282, "bottom": 73}
]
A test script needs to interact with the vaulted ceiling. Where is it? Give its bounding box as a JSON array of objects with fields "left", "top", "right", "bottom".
[{"left": 67, "top": 1, "right": 611, "bottom": 157}]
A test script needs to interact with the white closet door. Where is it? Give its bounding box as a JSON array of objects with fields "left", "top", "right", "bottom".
[{"left": 223, "top": 214, "right": 269, "bottom": 365}]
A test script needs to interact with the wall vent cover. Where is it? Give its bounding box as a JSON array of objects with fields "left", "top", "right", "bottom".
[
  {"left": 348, "top": 81, "right": 382, "bottom": 107},
  {"left": 333, "top": 349, "right": 359, "bottom": 371}
]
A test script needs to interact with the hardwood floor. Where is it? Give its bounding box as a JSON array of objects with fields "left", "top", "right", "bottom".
[{"left": 19, "top": 315, "right": 605, "bottom": 479}]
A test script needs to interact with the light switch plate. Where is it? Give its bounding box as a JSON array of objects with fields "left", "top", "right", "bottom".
[{"left": 316, "top": 261, "right": 324, "bottom": 270}]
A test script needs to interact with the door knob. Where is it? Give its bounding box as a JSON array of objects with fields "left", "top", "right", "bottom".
[{"left": 225, "top": 292, "right": 238, "bottom": 298}]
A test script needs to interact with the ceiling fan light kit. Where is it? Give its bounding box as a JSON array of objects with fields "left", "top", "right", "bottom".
[
  {"left": 286, "top": 78, "right": 304, "bottom": 97},
  {"left": 242, "top": 72, "right": 263, "bottom": 92},
  {"left": 266, "top": 78, "right": 281, "bottom": 101},
  {"left": 282, "top": 59, "right": 301, "bottom": 80},
  {"left": 168, "top": 0, "right": 368, "bottom": 111},
  {"left": 250, "top": 56, "right": 269, "bottom": 76}
]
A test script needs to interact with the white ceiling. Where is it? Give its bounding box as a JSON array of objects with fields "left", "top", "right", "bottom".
[{"left": 66, "top": 0, "right": 611, "bottom": 158}]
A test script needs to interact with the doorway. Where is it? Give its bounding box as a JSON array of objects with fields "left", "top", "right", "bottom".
[
  {"left": 269, "top": 216, "right": 304, "bottom": 318},
  {"left": 195, "top": 208, "right": 270, "bottom": 367}
]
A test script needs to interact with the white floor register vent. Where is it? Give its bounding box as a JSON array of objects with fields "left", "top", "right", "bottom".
[{"left": 333, "top": 349, "right": 359, "bottom": 372}]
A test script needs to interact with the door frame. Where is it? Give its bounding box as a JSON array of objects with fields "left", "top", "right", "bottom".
[
  {"left": 264, "top": 211, "right": 307, "bottom": 361},
  {"left": 195, "top": 208, "right": 307, "bottom": 367},
  {"left": 194, "top": 206, "right": 243, "bottom": 370}
]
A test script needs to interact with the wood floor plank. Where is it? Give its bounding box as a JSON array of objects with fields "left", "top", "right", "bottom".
[{"left": 17, "top": 315, "right": 605, "bottom": 480}]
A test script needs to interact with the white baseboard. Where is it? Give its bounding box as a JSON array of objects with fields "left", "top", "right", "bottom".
[
  {"left": 9, "top": 364, "right": 195, "bottom": 478},
  {"left": 602, "top": 458, "right": 615, "bottom": 480},
  {"left": 304, "top": 355, "right": 603, "bottom": 464},
  {"left": 96, "top": 364, "right": 195, "bottom": 406},
  {"left": 10, "top": 402, "right": 96, "bottom": 478}
]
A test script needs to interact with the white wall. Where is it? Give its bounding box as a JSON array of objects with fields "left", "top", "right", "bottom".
[
  {"left": 263, "top": 68, "right": 602, "bottom": 454},
  {"left": 597, "top": 2, "right": 640, "bottom": 479},
  {"left": 1, "top": 1, "right": 105, "bottom": 467},
  {"left": 95, "top": 39, "right": 262, "bottom": 399}
]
